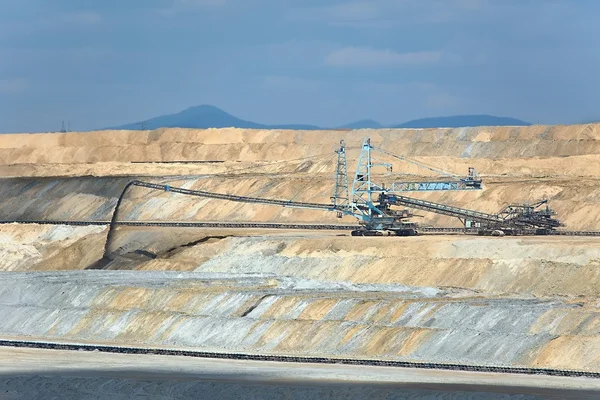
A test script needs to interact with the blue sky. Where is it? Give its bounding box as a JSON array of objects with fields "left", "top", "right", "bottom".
[{"left": 1, "top": 0, "right": 599, "bottom": 132}]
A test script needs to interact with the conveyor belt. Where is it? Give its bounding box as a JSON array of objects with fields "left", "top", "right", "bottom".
[
  {"left": 0, "top": 220, "right": 358, "bottom": 231},
  {"left": 132, "top": 180, "right": 336, "bottom": 211},
  {"left": 3, "top": 220, "right": 600, "bottom": 236},
  {"left": 389, "top": 195, "right": 502, "bottom": 224}
]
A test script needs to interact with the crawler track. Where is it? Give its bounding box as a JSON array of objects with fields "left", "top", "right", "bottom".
[
  {"left": 0, "top": 339, "right": 598, "bottom": 379},
  {"left": 550, "top": 230, "right": 600, "bottom": 237},
  {"left": 419, "top": 227, "right": 600, "bottom": 236},
  {"left": 420, "top": 227, "right": 473, "bottom": 234}
]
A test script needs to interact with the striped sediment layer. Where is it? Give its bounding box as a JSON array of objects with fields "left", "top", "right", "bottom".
[
  {"left": 1, "top": 234, "right": 600, "bottom": 371},
  {"left": 1, "top": 125, "right": 600, "bottom": 164},
  {"left": 0, "top": 270, "right": 597, "bottom": 371}
]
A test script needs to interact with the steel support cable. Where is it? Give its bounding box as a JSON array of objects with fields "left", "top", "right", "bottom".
[{"left": 374, "top": 146, "right": 462, "bottom": 180}]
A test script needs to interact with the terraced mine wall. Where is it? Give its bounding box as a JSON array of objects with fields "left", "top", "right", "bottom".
[
  {"left": 2, "top": 124, "right": 600, "bottom": 163},
  {"left": 2, "top": 232, "right": 600, "bottom": 371},
  {"left": 2, "top": 124, "right": 600, "bottom": 229},
  {"left": 0, "top": 224, "right": 106, "bottom": 271},
  {"left": 1, "top": 124, "right": 600, "bottom": 373}
]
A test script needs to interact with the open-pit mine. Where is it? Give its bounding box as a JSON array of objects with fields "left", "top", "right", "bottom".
[{"left": 2, "top": 124, "right": 600, "bottom": 399}]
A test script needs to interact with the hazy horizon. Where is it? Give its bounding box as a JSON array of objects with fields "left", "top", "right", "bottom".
[{"left": 1, "top": 0, "right": 599, "bottom": 132}]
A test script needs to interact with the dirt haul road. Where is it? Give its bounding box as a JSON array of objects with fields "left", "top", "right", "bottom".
[{"left": 1, "top": 346, "right": 599, "bottom": 399}]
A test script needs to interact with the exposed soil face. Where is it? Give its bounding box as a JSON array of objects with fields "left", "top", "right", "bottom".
[
  {"left": 0, "top": 224, "right": 106, "bottom": 272},
  {"left": 2, "top": 125, "right": 600, "bottom": 230},
  {"left": 1, "top": 125, "right": 600, "bottom": 373},
  {"left": 2, "top": 124, "right": 600, "bottom": 165}
]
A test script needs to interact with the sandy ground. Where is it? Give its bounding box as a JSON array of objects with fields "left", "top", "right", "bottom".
[{"left": 0, "top": 346, "right": 599, "bottom": 399}]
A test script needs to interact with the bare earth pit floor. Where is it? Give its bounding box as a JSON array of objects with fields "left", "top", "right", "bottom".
[{"left": 0, "top": 347, "right": 599, "bottom": 400}]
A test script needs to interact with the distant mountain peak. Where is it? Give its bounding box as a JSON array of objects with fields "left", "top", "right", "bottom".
[
  {"left": 182, "top": 104, "right": 226, "bottom": 113},
  {"left": 106, "top": 105, "right": 530, "bottom": 131},
  {"left": 392, "top": 115, "right": 530, "bottom": 129},
  {"left": 108, "top": 104, "right": 318, "bottom": 131}
]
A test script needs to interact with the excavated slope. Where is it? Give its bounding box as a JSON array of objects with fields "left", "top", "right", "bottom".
[
  {"left": 1, "top": 124, "right": 600, "bottom": 230},
  {"left": 1, "top": 124, "right": 600, "bottom": 373},
  {"left": 2, "top": 124, "right": 600, "bottom": 163},
  {"left": 2, "top": 227, "right": 600, "bottom": 371}
]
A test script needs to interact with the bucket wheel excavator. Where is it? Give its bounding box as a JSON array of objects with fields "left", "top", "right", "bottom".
[
  {"left": 335, "top": 138, "right": 561, "bottom": 236},
  {"left": 109, "top": 138, "right": 561, "bottom": 238},
  {"left": 333, "top": 138, "right": 482, "bottom": 236}
]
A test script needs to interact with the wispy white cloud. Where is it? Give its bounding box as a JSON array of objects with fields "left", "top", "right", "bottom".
[
  {"left": 1, "top": 0, "right": 598, "bottom": 131},
  {"left": 325, "top": 47, "right": 444, "bottom": 67}
]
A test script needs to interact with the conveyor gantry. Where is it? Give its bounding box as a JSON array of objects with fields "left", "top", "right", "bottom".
[
  {"left": 103, "top": 138, "right": 560, "bottom": 241},
  {"left": 382, "top": 194, "right": 561, "bottom": 235}
]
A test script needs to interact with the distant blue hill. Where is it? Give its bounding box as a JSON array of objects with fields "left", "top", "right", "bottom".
[
  {"left": 108, "top": 105, "right": 530, "bottom": 131},
  {"left": 392, "top": 115, "right": 530, "bottom": 129},
  {"left": 110, "top": 105, "right": 320, "bottom": 130}
]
